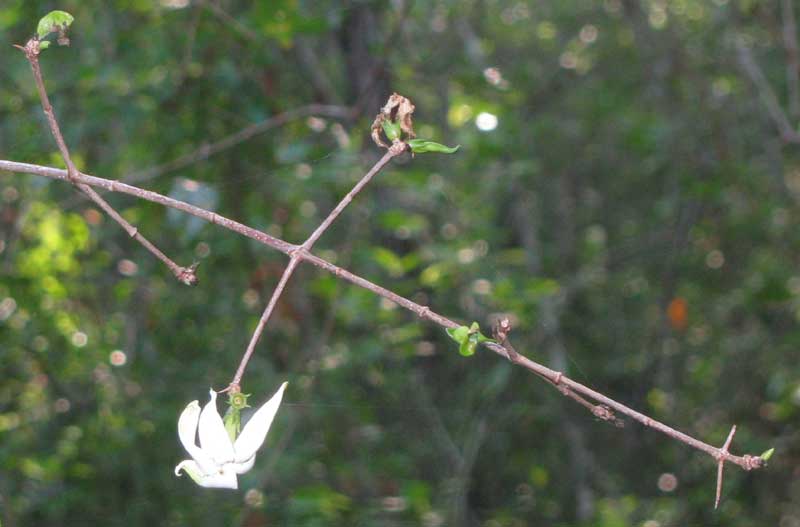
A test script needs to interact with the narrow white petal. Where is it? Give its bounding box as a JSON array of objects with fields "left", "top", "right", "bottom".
[
  {"left": 234, "top": 381, "right": 288, "bottom": 463},
  {"left": 176, "top": 460, "right": 238, "bottom": 489},
  {"left": 177, "top": 400, "right": 218, "bottom": 475},
  {"left": 231, "top": 455, "right": 256, "bottom": 475},
  {"left": 178, "top": 401, "right": 201, "bottom": 453},
  {"left": 199, "top": 389, "right": 235, "bottom": 465}
]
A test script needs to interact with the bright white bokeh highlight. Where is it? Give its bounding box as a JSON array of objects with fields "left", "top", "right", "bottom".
[{"left": 475, "top": 112, "right": 498, "bottom": 131}]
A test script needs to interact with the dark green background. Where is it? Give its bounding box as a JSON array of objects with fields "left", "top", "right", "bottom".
[{"left": 0, "top": 1, "right": 798, "bottom": 525}]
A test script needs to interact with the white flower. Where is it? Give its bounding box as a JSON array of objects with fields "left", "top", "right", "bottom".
[{"left": 174, "top": 382, "right": 287, "bottom": 489}]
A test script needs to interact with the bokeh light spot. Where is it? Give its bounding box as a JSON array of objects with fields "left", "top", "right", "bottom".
[{"left": 476, "top": 112, "right": 498, "bottom": 131}]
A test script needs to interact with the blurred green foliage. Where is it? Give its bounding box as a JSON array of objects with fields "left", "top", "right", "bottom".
[{"left": 1, "top": 0, "right": 799, "bottom": 525}]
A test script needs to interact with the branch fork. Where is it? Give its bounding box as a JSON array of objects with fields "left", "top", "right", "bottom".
[
  {"left": 228, "top": 95, "right": 411, "bottom": 392},
  {"left": 17, "top": 33, "right": 197, "bottom": 286}
]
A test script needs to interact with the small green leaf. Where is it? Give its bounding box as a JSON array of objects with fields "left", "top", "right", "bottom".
[
  {"left": 460, "top": 336, "right": 478, "bottom": 356},
  {"left": 446, "top": 325, "right": 470, "bottom": 343},
  {"left": 407, "top": 139, "right": 460, "bottom": 154},
  {"left": 469, "top": 321, "right": 495, "bottom": 344},
  {"left": 37, "top": 10, "right": 74, "bottom": 39},
  {"left": 448, "top": 322, "right": 494, "bottom": 356},
  {"left": 760, "top": 447, "right": 775, "bottom": 461},
  {"left": 38, "top": 41, "right": 50, "bottom": 50},
  {"left": 382, "top": 121, "right": 402, "bottom": 142},
  {"left": 476, "top": 332, "right": 494, "bottom": 344}
]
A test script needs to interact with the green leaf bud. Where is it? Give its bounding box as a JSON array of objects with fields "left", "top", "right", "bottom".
[
  {"left": 407, "top": 139, "right": 460, "bottom": 154},
  {"left": 37, "top": 10, "right": 74, "bottom": 40}
]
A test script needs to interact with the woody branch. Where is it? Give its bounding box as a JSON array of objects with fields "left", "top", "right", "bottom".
[
  {"left": 0, "top": 156, "right": 767, "bottom": 488},
  {"left": 16, "top": 36, "right": 198, "bottom": 286}
]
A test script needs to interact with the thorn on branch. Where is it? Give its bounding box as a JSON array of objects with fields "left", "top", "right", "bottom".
[{"left": 714, "top": 425, "right": 737, "bottom": 509}]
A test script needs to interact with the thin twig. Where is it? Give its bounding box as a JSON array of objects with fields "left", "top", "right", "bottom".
[
  {"left": 230, "top": 257, "right": 302, "bottom": 389},
  {"left": 736, "top": 37, "right": 800, "bottom": 143},
  {"left": 783, "top": 0, "right": 800, "bottom": 118},
  {"left": 199, "top": 0, "right": 261, "bottom": 43},
  {"left": 0, "top": 157, "right": 768, "bottom": 485},
  {"left": 124, "top": 104, "right": 354, "bottom": 184},
  {"left": 17, "top": 40, "right": 198, "bottom": 285},
  {"left": 228, "top": 146, "right": 402, "bottom": 390},
  {"left": 198, "top": 0, "right": 342, "bottom": 108},
  {"left": 301, "top": 147, "right": 401, "bottom": 250},
  {"left": 493, "top": 319, "right": 619, "bottom": 424}
]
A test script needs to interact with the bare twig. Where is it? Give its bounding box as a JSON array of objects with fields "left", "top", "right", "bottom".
[
  {"left": 0, "top": 157, "right": 768, "bottom": 491},
  {"left": 17, "top": 39, "right": 197, "bottom": 285},
  {"left": 295, "top": 37, "right": 342, "bottom": 104},
  {"left": 198, "top": 0, "right": 342, "bottom": 109},
  {"left": 493, "top": 318, "right": 620, "bottom": 424},
  {"left": 783, "top": 0, "right": 800, "bottom": 118},
  {"left": 198, "top": 0, "right": 260, "bottom": 43},
  {"left": 124, "top": 104, "right": 354, "bottom": 184},
  {"left": 228, "top": 146, "right": 403, "bottom": 390},
  {"left": 736, "top": 37, "right": 800, "bottom": 143},
  {"left": 229, "top": 257, "right": 302, "bottom": 390}
]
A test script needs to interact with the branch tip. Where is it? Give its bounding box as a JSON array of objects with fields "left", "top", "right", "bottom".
[
  {"left": 371, "top": 93, "right": 416, "bottom": 149},
  {"left": 493, "top": 317, "right": 513, "bottom": 343},
  {"left": 176, "top": 262, "right": 200, "bottom": 286}
]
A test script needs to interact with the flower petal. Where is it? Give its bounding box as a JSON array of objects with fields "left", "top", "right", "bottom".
[
  {"left": 234, "top": 381, "right": 288, "bottom": 463},
  {"left": 175, "top": 460, "right": 238, "bottom": 489},
  {"left": 177, "top": 400, "right": 218, "bottom": 475},
  {"left": 199, "top": 389, "right": 235, "bottom": 465},
  {"left": 231, "top": 455, "right": 256, "bottom": 475}
]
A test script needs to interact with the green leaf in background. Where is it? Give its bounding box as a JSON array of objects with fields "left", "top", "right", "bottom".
[
  {"left": 407, "top": 138, "right": 460, "bottom": 154},
  {"left": 36, "top": 10, "right": 74, "bottom": 39}
]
